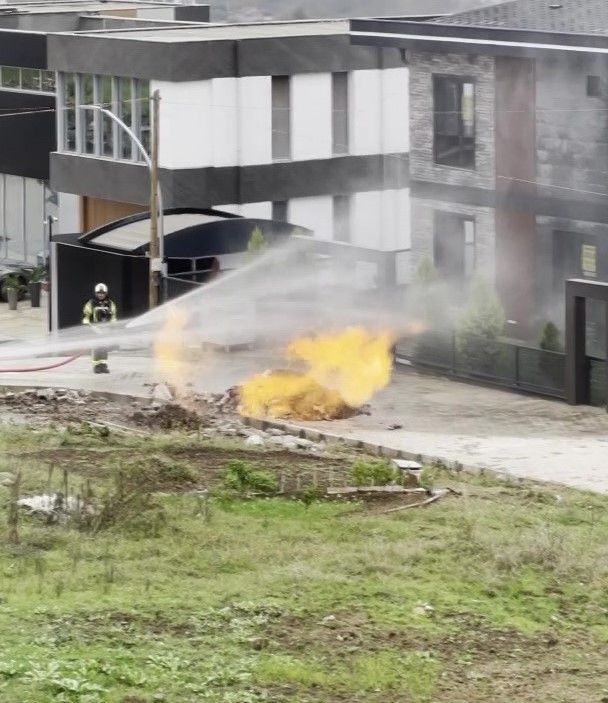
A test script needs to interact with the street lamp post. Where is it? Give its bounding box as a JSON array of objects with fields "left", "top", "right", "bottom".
[{"left": 79, "top": 100, "right": 165, "bottom": 306}]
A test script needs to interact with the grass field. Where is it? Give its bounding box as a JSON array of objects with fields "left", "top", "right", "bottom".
[{"left": 1, "top": 423, "right": 607, "bottom": 702}]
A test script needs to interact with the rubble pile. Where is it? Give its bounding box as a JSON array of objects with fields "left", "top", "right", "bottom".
[
  {"left": 0, "top": 384, "right": 328, "bottom": 454},
  {"left": 131, "top": 402, "right": 204, "bottom": 431},
  {"left": 0, "top": 387, "right": 89, "bottom": 407}
]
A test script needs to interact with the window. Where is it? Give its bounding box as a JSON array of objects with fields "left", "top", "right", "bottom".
[
  {"left": 272, "top": 201, "right": 288, "bottom": 221},
  {"left": 433, "top": 211, "right": 475, "bottom": 279},
  {"left": 100, "top": 75, "right": 114, "bottom": 157},
  {"left": 81, "top": 74, "right": 95, "bottom": 155},
  {"left": 62, "top": 73, "right": 76, "bottom": 152},
  {"left": 117, "top": 77, "right": 133, "bottom": 160},
  {"left": 1, "top": 66, "right": 19, "bottom": 88},
  {"left": 332, "top": 72, "right": 349, "bottom": 155},
  {"left": 333, "top": 195, "right": 350, "bottom": 242},
  {"left": 136, "top": 80, "right": 151, "bottom": 160},
  {"left": 587, "top": 75, "right": 601, "bottom": 97},
  {"left": 433, "top": 76, "right": 475, "bottom": 169},
  {"left": 58, "top": 73, "right": 150, "bottom": 162},
  {"left": 0, "top": 66, "right": 55, "bottom": 93},
  {"left": 272, "top": 76, "right": 290, "bottom": 160}
]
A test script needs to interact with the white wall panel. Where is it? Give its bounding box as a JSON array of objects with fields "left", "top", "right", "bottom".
[
  {"left": 212, "top": 78, "right": 239, "bottom": 167},
  {"left": 349, "top": 188, "right": 411, "bottom": 251},
  {"left": 136, "top": 7, "right": 174, "bottom": 20},
  {"left": 381, "top": 187, "right": 411, "bottom": 251},
  {"left": 350, "top": 191, "right": 382, "bottom": 248},
  {"left": 349, "top": 69, "right": 382, "bottom": 156},
  {"left": 288, "top": 196, "right": 333, "bottom": 240},
  {"left": 153, "top": 79, "right": 212, "bottom": 168},
  {"left": 291, "top": 73, "right": 332, "bottom": 161},
  {"left": 239, "top": 76, "right": 272, "bottom": 166},
  {"left": 57, "top": 192, "right": 80, "bottom": 234},
  {"left": 381, "top": 68, "right": 409, "bottom": 154},
  {"left": 240, "top": 201, "right": 272, "bottom": 219}
]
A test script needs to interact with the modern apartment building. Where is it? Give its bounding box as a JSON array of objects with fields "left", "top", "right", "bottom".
[
  {"left": 45, "top": 19, "right": 411, "bottom": 283},
  {"left": 352, "top": 0, "right": 608, "bottom": 348}
]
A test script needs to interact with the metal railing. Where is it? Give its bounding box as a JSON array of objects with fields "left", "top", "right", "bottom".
[{"left": 395, "top": 330, "right": 567, "bottom": 400}]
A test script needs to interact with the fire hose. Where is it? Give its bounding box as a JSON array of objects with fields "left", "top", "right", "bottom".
[{"left": 0, "top": 354, "right": 82, "bottom": 373}]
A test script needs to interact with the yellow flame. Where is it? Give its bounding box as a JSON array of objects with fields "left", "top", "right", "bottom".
[
  {"left": 154, "top": 306, "right": 189, "bottom": 393},
  {"left": 239, "top": 327, "right": 394, "bottom": 420}
]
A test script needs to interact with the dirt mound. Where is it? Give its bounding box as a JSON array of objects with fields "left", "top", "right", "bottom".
[{"left": 131, "top": 403, "right": 204, "bottom": 431}]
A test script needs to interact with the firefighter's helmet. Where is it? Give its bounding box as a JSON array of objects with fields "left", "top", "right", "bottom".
[{"left": 94, "top": 283, "right": 108, "bottom": 295}]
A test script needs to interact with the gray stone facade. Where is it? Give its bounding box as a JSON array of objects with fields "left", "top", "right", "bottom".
[
  {"left": 536, "top": 55, "right": 608, "bottom": 199},
  {"left": 409, "top": 51, "right": 495, "bottom": 190},
  {"left": 410, "top": 196, "right": 495, "bottom": 282}
]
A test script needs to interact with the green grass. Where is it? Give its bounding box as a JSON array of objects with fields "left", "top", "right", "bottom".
[{"left": 1, "top": 425, "right": 608, "bottom": 702}]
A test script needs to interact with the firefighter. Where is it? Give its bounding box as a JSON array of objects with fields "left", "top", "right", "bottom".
[{"left": 82, "top": 283, "right": 117, "bottom": 374}]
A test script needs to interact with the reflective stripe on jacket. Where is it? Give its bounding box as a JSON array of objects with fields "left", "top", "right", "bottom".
[{"left": 82, "top": 299, "right": 117, "bottom": 324}]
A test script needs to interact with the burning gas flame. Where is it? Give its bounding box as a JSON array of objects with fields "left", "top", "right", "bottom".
[
  {"left": 239, "top": 327, "right": 394, "bottom": 421},
  {"left": 154, "top": 306, "right": 189, "bottom": 393}
]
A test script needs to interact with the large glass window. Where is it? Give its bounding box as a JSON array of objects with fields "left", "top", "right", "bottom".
[
  {"left": 433, "top": 76, "right": 475, "bottom": 169},
  {"left": 332, "top": 72, "right": 349, "bottom": 155},
  {"left": 21, "top": 68, "right": 41, "bottom": 91},
  {"left": 1, "top": 66, "right": 19, "bottom": 89},
  {"left": 117, "top": 77, "right": 133, "bottom": 160},
  {"left": 63, "top": 74, "right": 77, "bottom": 153},
  {"left": 272, "top": 75, "right": 290, "bottom": 161},
  {"left": 81, "top": 74, "right": 96, "bottom": 155},
  {"left": 99, "top": 75, "right": 114, "bottom": 157},
  {"left": 58, "top": 73, "right": 150, "bottom": 162},
  {"left": 136, "top": 80, "right": 151, "bottom": 160},
  {"left": 0, "top": 66, "right": 55, "bottom": 93}
]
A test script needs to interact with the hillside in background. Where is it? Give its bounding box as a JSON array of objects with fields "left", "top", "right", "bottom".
[{"left": 208, "top": 0, "right": 506, "bottom": 22}]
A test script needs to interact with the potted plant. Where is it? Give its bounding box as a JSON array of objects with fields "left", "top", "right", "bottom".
[
  {"left": 3, "top": 274, "right": 25, "bottom": 311},
  {"left": 27, "top": 265, "right": 46, "bottom": 308}
]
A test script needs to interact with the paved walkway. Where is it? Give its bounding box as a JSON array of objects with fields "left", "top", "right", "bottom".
[
  {"left": 301, "top": 370, "right": 608, "bottom": 494},
  {"left": 0, "top": 295, "right": 48, "bottom": 343}
]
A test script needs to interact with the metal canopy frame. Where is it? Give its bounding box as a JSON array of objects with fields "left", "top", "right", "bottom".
[{"left": 565, "top": 278, "right": 608, "bottom": 406}]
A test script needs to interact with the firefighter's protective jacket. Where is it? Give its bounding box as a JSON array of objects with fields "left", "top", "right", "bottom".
[{"left": 82, "top": 298, "right": 117, "bottom": 325}]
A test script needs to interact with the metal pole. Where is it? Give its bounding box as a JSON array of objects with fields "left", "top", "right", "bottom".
[
  {"left": 149, "top": 90, "right": 161, "bottom": 308},
  {"left": 78, "top": 103, "right": 165, "bottom": 305}
]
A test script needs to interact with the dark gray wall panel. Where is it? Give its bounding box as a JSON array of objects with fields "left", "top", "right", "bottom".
[
  {"left": 48, "top": 34, "right": 235, "bottom": 81},
  {"left": 48, "top": 34, "right": 404, "bottom": 80},
  {"left": 236, "top": 37, "right": 403, "bottom": 76},
  {"left": 51, "top": 152, "right": 409, "bottom": 208},
  {"left": 0, "top": 31, "right": 47, "bottom": 68},
  {"left": 0, "top": 91, "right": 55, "bottom": 179},
  {"left": 174, "top": 5, "right": 211, "bottom": 22},
  {"left": 51, "top": 154, "right": 151, "bottom": 204}
]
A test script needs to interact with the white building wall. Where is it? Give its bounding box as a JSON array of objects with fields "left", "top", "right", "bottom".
[
  {"left": 152, "top": 79, "right": 213, "bottom": 168},
  {"left": 239, "top": 76, "right": 272, "bottom": 166},
  {"left": 135, "top": 7, "right": 174, "bottom": 20},
  {"left": 288, "top": 196, "right": 333, "bottom": 240},
  {"left": 381, "top": 68, "right": 409, "bottom": 154},
  {"left": 216, "top": 202, "right": 272, "bottom": 219},
  {"left": 57, "top": 192, "right": 80, "bottom": 234},
  {"left": 291, "top": 73, "right": 332, "bottom": 161},
  {"left": 349, "top": 68, "right": 409, "bottom": 156},
  {"left": 212, "top": 78, "right": 239, "bottom": 167},
  {"left": 150, "top": 67, "right": 407, "bottom": 170},
  {"left": 285, "top": 188, "right": 410, "bottom": 250},
  {"left": 240, "top": 202, "right": 272, "bottom": 219},
  {"left": 349, "top": 70, "right": 382, "bottom": 156},
  {"left": 350, "top": 191, "right": 383, "bottom": 248}
]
